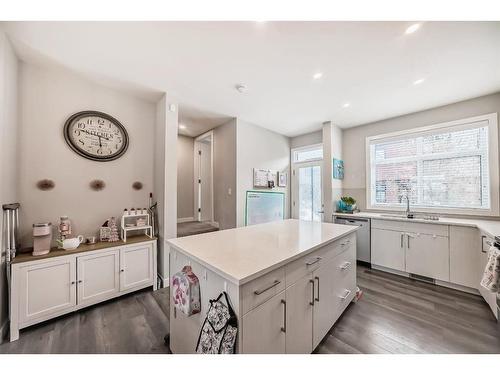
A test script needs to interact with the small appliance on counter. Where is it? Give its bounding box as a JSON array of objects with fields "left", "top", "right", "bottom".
[{"left": 32, "top": 222, "right": 52, "bottom": 256}]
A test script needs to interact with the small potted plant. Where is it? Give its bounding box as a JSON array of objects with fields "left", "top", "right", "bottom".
[{"left": 338, "top": 196, "right": 357, "bottom": 212}]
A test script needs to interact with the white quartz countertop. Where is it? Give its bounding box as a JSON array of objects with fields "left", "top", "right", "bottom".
[
  {"left": 333, "top": 211, "right": 500, "bottom": 238},
  {"left": 167, "top": 219, "right": 358, "bottom": 285}
]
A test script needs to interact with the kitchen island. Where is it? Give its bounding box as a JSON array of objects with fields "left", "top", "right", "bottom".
[{"left": 167, "top": 219, "right": 358, "bottom": 354}]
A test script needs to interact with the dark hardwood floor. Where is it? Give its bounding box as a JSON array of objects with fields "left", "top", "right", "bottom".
[{"left": 1, "top": 265, "right": 498, "bottom": 354}]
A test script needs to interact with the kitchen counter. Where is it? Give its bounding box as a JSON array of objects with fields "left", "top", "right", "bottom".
[
  {"left": 12, "top": 235, "right": 156, "bottom": 264},
  {"left": 167, "top": 219, "right": 357, "bottom": 285},
  {"left": 333, "top": 211, "right": 500, "bottom": 238}
]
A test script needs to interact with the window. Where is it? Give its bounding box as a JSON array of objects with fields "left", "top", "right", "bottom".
[
  {"left": 366, "top": 113, "right": 499, "bottom": 215},
  {"left": 292, "top": 144, "right": 323, "bottom": 163}
]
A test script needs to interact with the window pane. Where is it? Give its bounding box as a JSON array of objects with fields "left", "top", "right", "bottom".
[
  {"left": 294, "top": 147, "right": 323, "bottom": 162},
  {"left": 421, "top": 156, "right": 482, "bottom": 208},
  {"left": 369, "top": 123, "right": 490, "bottom": 211},
  {"left": 299, "top": 167, "right": 312, "bottom": 220}
]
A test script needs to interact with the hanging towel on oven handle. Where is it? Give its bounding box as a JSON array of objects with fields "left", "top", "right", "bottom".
[{"left": 195, "top": 291, "right": 238, "bottom": 354}]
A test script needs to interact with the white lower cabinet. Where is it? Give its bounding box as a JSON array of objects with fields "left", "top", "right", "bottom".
[
  {"left": 19, "top": 257, "right": 77, "bottom": 324},
  {"left": 241, "top": 236, "right": 357, "bottom": 353},
  {"left": 119, "top": 245, "right": 154, "bottom": 292},
  {"left": 77, "top": 250, "right": 120, "bottom": 307},
  {"left": 242, "top": 291, "right": 286, "bottom": 354},
  {"left": 285, "top": 275, "right": 314, "bottom": 353},
  {"left": 405, "top": 233, "right": 449, "bottom": 281},
  {"left": 371, "top": 228, "right": 406, "bottom": 271}
]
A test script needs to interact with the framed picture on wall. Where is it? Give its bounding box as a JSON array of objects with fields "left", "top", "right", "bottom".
[
  {"left": 278, "top": 172, "right": 287, "bottom": 187},
  {"left": 333, "top": 158, "right": 344, "bottom": 180}
]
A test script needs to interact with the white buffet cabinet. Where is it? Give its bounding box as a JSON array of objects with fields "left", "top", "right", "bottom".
[
  {"left": 9, "top": 236, "right": 157, "bottom": 341},
  {"left": 167, "top": 219, "right": 358, "bottom": 354}
]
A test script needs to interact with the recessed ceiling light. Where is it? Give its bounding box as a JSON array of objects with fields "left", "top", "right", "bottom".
[
  {"left": 313, "top": 72, "right": 323, "bottom": 80},
  {"left": 342, "top": 102, "right": 351, "bottom": 108},
  {"left": 413, "top": 78, "right": 425, "bottom": 85},
  {"left": 235, "top": 84, "right": 248, "bottom": 93},
  {"left": 405, "top": 23, "right": 421, "bottom": 35},
  {"left": 178, "top": 124, "right": 187, "bottom": 130}
]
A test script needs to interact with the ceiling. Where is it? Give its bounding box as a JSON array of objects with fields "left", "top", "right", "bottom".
[{"left": 2, "top": 21, "right": 500, "bottom": 137}]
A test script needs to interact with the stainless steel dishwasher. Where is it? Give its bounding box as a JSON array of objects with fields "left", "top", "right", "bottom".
[{"left": 334, "top": 216, "right": 371, "bottom": 264}]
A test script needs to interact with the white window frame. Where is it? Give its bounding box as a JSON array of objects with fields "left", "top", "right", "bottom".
[
  {"left": 365, "top": 113, "right": 499, "bottom": 216},
  {"left": 291, "top": 143, "right": 323, "bottom": 164}
]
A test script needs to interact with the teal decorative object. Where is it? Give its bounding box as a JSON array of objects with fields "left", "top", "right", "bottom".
[
  {"left": 338, "top": 196, "right": 357, "bottom": 212},
  {"left": 333, "top": 158, "right": 344, "bottom": 180}
]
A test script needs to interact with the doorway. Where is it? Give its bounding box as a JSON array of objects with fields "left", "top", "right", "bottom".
[
  {"left": 292, "top": 161, "right": 323, "bottom": 221},
  {"left": 194, "top": 131, "right": 214, "bottom": 222}
]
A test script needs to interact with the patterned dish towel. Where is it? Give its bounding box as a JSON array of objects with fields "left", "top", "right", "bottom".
[{"left": 480, "top": 245, "right": 500, "bottom": 292}]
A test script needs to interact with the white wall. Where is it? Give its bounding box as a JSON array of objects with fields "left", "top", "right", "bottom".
[
  {"left": 343, "top": 92, "right": 500, "bottom": 212},
  {"left": 0, "top": 31, "right": 19, "bottom": 339},
  {"left": 213, "top": 119, "right": 237, "bottom": 229},
  {"left": 177, "top": 135, "right": 194, "bottom": 220},
  {"left": 236, "top": 120, "right": 290, "bottom": 227},
  {"left": 290, "top": 130, "right": 322, "bottom": 149},
  {"left": 18, "top": 63, "right": 156, "bottom": 245}
]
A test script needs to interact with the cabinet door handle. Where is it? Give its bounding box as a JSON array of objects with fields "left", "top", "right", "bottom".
[
  {"left": 314, "top": 276, "right": 320, "bottom": 302},
  {"left": 71, "top": 281, "right": 76, "bottom": 285},
  {"left": 280, "top": 299, "right": 286, "bottom": 333},
  {"left": 340, "top": 261, "right": 351, "bottom": 271},
  {"left": 407, "top": 234, "right": 410, "bottom": 249},
  {"left": 254, "top": 280, "right": 281, "bottom": 295},
  {"left": 120, "top": 269, "right": 125, "bottom": 273},
  {"left": 340, "top": 289, "right": 352, "bottom": 300},
  {"left": 400, "top": 233, "right": 404, "bottom": 248},
  {"left": 482, "top": 235, "right": 493, "bottom": 253},
  {"left": 78, "top": 280, "right": 82, "bottom": 283},
  {"left": 309, "top": 279, "right": 315, "bottom": 306},
  {"left": 305, "top": 257, "right": 322, "bottom": 266}
]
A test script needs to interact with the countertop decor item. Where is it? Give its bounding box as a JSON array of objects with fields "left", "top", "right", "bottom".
[
  {"left": 32, "top": 223, "right": 52, "bottom": 256},
  {"left": 121, "top": 209, "right": 153, "bottom": 242},
  {"left": 63, "top": 110, "right": 129, "bottom": 162},
  {"left": 108, "top": 217, "right": 120, "bottom": 242},
  {"left": 57, "top": 235, "right": 84, "bottom": 250},
  {"left": 338, "top": 196, "right": 357, "bottom": 213},
  {"left": 58, "top": 216, "right": 71, "bottom": 247},
  {"left": 36, "top": 179, "right": 55, "bottom": 191},
  {"left": 89, "top": 179, "right": 106, "bottom": 191}
]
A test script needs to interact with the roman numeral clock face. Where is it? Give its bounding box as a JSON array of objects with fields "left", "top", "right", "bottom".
[{"left": 64, "top": 111, "right": 129, "bottom": 161}]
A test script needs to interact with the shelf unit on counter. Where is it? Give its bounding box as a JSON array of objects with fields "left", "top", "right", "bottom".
[{"left": 9, "top": 235, "right": 157, "bottom": 342}]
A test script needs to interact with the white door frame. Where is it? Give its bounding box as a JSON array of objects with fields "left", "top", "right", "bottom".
[
  {"left": 291, "top": 160, "right": 324, "bottom": 221},
  {"left": 193, "top": 130, "right": 214, "bottom": 223}
]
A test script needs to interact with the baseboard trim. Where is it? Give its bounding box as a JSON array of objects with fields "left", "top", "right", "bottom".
[
  {"left": 177, "top": 217, "right": 194, "bottom": 223},
  {"left": 371, "top": 264, "right": 480, "bottom": 295}
]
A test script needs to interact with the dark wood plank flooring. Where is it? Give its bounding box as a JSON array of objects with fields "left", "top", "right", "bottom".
[{"left": 1, "top": 265, "right": 498, "bottom": 354}]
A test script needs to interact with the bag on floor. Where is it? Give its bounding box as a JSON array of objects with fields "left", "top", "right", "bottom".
[
  {"left": 171, "top": 265, "right": 201, "bottom": 316},
  {"left": 196, "top": 292, "right": 238, "bottom": 354}
]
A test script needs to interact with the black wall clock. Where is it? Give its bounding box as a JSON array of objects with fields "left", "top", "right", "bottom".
[{"left": 63, "top": 110, "right": 129, "bottom": 162}]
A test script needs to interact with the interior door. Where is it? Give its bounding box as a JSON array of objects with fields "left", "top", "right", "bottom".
[
  {"left": 285, "top": 274, "right": 314, "bottom": 353},
  {"left": 77, "top": 249, "right": 120, "bottom": 306},
  {"left": 292, "top": 162, "right": 323, "bottom": 221},
  {"left": 194, "top": 137, "right": 213, "bottom": 222}
]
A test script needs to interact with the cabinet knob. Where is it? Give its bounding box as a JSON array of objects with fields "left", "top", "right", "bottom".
[
  {"left": 71, "top": 281, "right": 76, "bottom": 285},
  {"left": 78, "top": 280, "right": 82, "bottom": 283},
  {"left": 120, "top": 269, "right": 125, "bottom": 272}
]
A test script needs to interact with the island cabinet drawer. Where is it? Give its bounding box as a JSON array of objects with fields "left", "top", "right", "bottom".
[
  {"left": 241, "top": 266, "right": 285, "bottom": 314},
  {"left": 285, "top": 233, "right": 355, "bottom": 287},
  {"left": 371, "top": 219, "right": 448, "bottom": 237}
]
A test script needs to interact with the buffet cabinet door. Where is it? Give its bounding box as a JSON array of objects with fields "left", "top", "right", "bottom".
[
  {"left": 285, "top": 274, "right": 314, "bottom": 353},
  {"left": 242, "top": 291, "right": 286, "bottom": 353},
  {"left": 19, "top": 258, "right": 77, "bottom": 324},
  {"left": 119, "top": 245, "right": 154, "bottom": 292},
  {"left": 77, "top": 249, "right": 120, "bottom": 307}
]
